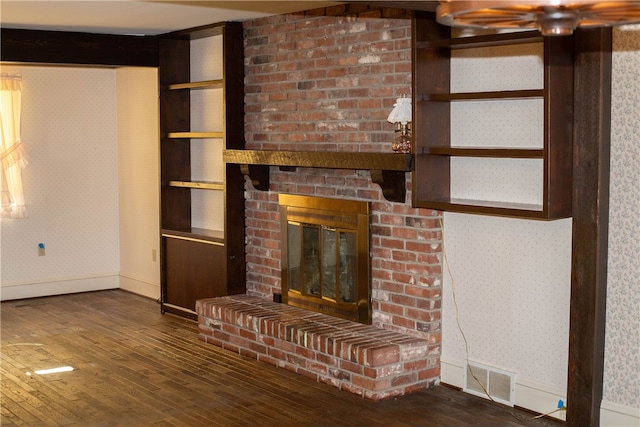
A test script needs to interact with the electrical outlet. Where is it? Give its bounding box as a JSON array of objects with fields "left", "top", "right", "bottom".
[{"left": 152, "top": 249, "right": 157, "bottom": 262}]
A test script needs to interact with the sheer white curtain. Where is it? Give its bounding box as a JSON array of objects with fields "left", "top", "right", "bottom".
[{"left": 1, "top": 74, "right": 28, "bottom": 218}]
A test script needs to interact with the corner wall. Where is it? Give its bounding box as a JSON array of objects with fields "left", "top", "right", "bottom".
[
  {"left": 116, "top": 67, "right": 161, "bottom": 300},
  {"left": 0, "top": 65, "right": 160, "bottom": 302},
  {"left": 0, "top": 65, "right": 120, "bottom": 299}
]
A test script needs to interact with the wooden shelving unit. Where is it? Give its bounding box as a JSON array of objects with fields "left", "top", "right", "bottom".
[
  {"left": 159, "top": 22, "right": 245, "bottom": 318},
  {"left": 411, "top": 12, "right": 574, "bottom": 219}
]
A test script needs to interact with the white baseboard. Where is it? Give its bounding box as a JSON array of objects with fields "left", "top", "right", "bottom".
[
  {"left": 118, "top": 274, "right": 160, "bottom": 300},
  {"left": 440, "top": 357, "right": 639, "bottom": 426},
  {"left": 0, "top": 274, "right": 119, "bottom": 301},
  {"left": 440, "top": 356, "right": 465, "bottom": 388},
  {"left": 601, "top": 400, "right": 640, "bottom": 427},
  {"left": 0, "top": 274, "right": 161, "bottom": 302},
  {"left": 516, "top": 376, "right": 567, "bottom": 421}
]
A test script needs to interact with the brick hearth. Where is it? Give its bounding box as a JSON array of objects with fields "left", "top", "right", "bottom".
[{"left": 197, "top": 295, "right": 439, "bottom": 400}]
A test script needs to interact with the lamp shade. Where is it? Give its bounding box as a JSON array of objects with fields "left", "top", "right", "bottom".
[{"left": 387, "top": 97, "right": 412, "bottom": 124}]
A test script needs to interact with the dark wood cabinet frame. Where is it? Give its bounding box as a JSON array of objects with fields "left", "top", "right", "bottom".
[
  {"left": 158, "top": 22, "right": 247, "bottom": 317},
  {"left": 2, "top": 20, "right": 612, "bottom": 425}
]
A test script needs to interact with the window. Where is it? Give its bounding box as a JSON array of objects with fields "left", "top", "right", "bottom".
[{"left": 1, "top": 74, "right": 28, "bottom": 218}]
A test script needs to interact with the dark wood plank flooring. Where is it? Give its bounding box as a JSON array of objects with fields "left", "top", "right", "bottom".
[{"left": 1, "top": 290, "right": 564, "bottom": 426}]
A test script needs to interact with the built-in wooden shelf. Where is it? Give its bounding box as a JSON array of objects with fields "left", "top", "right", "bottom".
[
  {"left": 167, "top": 79, "right": 223, "bottom": 90},
  {"left": 224, "top": 149, "right": 413, "bottom": 203},
  {"left": 169, "top": 180, "right": 225, "bottom": 190},
  {"left": 167, "top": 131, "right": 224, "bottom": 139},
  {"left": 422, "top": 198, "right": 543, "bottom": 218},
  {"left": 159, "top": 21, "right": 246, "bottom": 318},
  {"left": 162, "top": 227, "right": 224, "bottom": 244},
  {"left": 427, "top": 147, "right": 544, "bottom": 158},
  {"left": 424, "top": 89, "right": 542, "bottom": 101},
  {"left": 412, "top": 13, "right": 573, "bottom": 219}
]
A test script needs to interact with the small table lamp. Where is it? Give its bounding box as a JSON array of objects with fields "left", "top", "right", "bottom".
[{"left": 387, "top": 96, "right": 412, "bottom": 154}]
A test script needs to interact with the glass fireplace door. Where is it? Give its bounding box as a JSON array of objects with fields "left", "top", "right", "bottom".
[
  {"left": 287, "top": 223, "right": 357, "bottom": 304},
  {"left": 280, "top": 194, "right": 370, "bottom": 324}
]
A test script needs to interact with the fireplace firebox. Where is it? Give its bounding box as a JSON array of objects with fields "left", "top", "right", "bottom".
[{"left": 279, "top": 194, "right": 371, "bottom": 324}]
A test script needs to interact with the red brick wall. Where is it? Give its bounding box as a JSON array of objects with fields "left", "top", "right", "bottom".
[{"left": 242, "top": 7, "right": 442, "bottom": 351}]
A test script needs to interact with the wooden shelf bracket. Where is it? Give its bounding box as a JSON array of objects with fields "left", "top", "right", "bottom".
[
  {"left": 239, "top": 164, "right": 270, "bottom": 191},
  {"left": 370, "top": 169, "right": 407, "bottom": 203}
]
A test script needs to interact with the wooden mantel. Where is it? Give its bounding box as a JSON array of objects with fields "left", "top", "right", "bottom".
[{"left": 223, "top": 149, "right": 413, "bottom": 203}]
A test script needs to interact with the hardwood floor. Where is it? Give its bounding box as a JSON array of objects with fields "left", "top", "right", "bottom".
[{"left": 1, "top": 290, "right": 564, "bottom": 427}]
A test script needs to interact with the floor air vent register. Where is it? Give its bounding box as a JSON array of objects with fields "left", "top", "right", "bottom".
[{"left": 464, "top": 361, "right": 516, "bottom": 406}]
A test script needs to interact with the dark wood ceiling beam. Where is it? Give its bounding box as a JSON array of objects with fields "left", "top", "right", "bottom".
[
  {"left": 347, "top": 1, "right": 438, "bottom": 12},
  {"left": 1, "top": 28, "right": 158, "bottom": 67}
]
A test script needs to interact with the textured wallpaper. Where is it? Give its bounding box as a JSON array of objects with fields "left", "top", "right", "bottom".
[
  {"left": 442, "top": 213, "right": 572, "bottom": 389},
  {"left": 0, "top": 66, "right": 120, "bottom": 284},
  {"left": 603, "top": 25, "right": 640, "bottom": 408}
]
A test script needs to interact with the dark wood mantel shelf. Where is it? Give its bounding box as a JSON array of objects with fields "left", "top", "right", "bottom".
[{"left": 223, "top": 149, "right": 413, "bottom": 203}]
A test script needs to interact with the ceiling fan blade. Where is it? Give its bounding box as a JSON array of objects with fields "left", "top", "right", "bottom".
[
  {"left": 437, "top": 0, "right": 640, "bottom": 33},
  {"left": 578, "top": 2, "right": 640, "bottom": 13},
  {"left": 461, "top": 16, "right": 535, "bottom": 26}
]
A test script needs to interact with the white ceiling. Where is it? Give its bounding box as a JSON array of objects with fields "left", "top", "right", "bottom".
[{"left": 0, "top": 1, "right": 340, "bottom": 35}]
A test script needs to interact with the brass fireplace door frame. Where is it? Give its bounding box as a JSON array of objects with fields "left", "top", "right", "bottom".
[{"left": 279, "top": 194, "right": 371, "bottom": 324}]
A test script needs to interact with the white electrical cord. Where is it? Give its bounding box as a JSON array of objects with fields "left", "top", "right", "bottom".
[{"left": 438, "top": 217, "right": 494, "bottom": 402}]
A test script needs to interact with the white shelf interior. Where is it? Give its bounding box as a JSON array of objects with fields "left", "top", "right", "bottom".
[
  {"left": 450, "top": 33, "right": 545, "bottom": 207},
  {"left": 189, "top": 33, "right": 225, "bottom": 232}
]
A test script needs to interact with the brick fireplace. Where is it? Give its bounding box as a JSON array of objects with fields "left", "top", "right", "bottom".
[
  {"left": 222, "top": 6, "right": 445, "bottom": 396},
  {"left": 243, "top": 6, "right": 442, "bottom": 346},
  {"left": 198, "top": 6, "right": 443, "bottom": 400}
]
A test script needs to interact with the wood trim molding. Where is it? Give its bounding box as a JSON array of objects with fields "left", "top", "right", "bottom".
[{"left": 0, "top": 28, "right": 158, "bottom": 67}]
